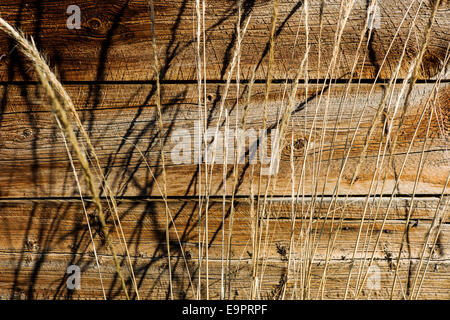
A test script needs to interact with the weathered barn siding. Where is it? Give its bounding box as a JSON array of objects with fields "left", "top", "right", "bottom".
[{"left": 0, "top": 0, "right": 448, "bottom": 299}]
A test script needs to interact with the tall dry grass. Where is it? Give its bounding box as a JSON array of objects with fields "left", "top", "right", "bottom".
[{"left": 1, "top": 0, "right": 449, "bottom": 300}]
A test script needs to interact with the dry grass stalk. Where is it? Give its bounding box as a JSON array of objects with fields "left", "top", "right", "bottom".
[
  {"left": 60, "top": 129, "right": 107, "bottom": 299},
  {"left": 354, "top": 0, "right": 441, "bottom": 298},
  {"left": 149, "top": 0, "right": 174, "bottom": 300},
  {"left": 0, "top": 17, "right": 130, "bottom": 299}
]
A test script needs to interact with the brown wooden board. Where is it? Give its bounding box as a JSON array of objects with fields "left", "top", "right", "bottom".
[
  {"left": 0, "top": 0, "right": 448, "bottom": 81},
  {"left": 0, "top": 83, "right": 448, "bottom": 197},
  {"left": 0, "top": 253, "right": 448, "bottom": 299},
  {"left": 0, "top": 199, "right": 448, "bottom": 264},
  {"left": 0, "top": 198, "right": 448, "bottom": 300}
]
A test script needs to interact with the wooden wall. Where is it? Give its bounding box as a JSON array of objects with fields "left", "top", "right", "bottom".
[{"left": 0, "top": 0, "right": 448, "bottom": 299}]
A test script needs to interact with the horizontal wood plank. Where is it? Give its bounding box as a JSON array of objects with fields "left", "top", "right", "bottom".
[
  {"left": 0, "top": 83, "right": 448, "bottom": 197},
  {"left": 0, "top": 0, "right": 448, "bottom": 81},
  {"left": 0, "top": 199, "right": 448, "bottom": 299},
  {"left": 0, "top": 199, "right": 448, "bottom": 262},
  {"left": 0, "top": 253, "right": 448, "bottom": 299}
]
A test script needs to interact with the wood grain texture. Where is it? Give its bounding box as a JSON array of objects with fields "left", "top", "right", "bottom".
[
  {"left": 0, "top": 0, "right": 449, "bottom": 300},
  {"left": 0, "top": 83, "right": 448, "bottom": 197},
  {"left": 1, "top": 199, "right": 448, "bottom": 260},
  {"left": 0, "top": 253, "right": 448, "bottom": 299},
  {"left": 0, "top": 200, "right": 448, "bottom": 300},
  {"left": 0, "top": 0, "right": 448, "bottom": 81}
]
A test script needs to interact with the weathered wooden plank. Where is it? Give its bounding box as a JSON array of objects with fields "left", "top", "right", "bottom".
[
  {"left": 4, "top": 196, "right": 444, "bottom": 220},
  {"left": 0, "top": 0, "right": 448, "bottom": 81},
  {"left": 0, "top": 83, "right": 448, "bottom": 197},
  {"left": 0, "top": 253, "right": 448, "bottom": 299},
  {"left": 0, "top": 200, "right": 448, "bottom": 262}
]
